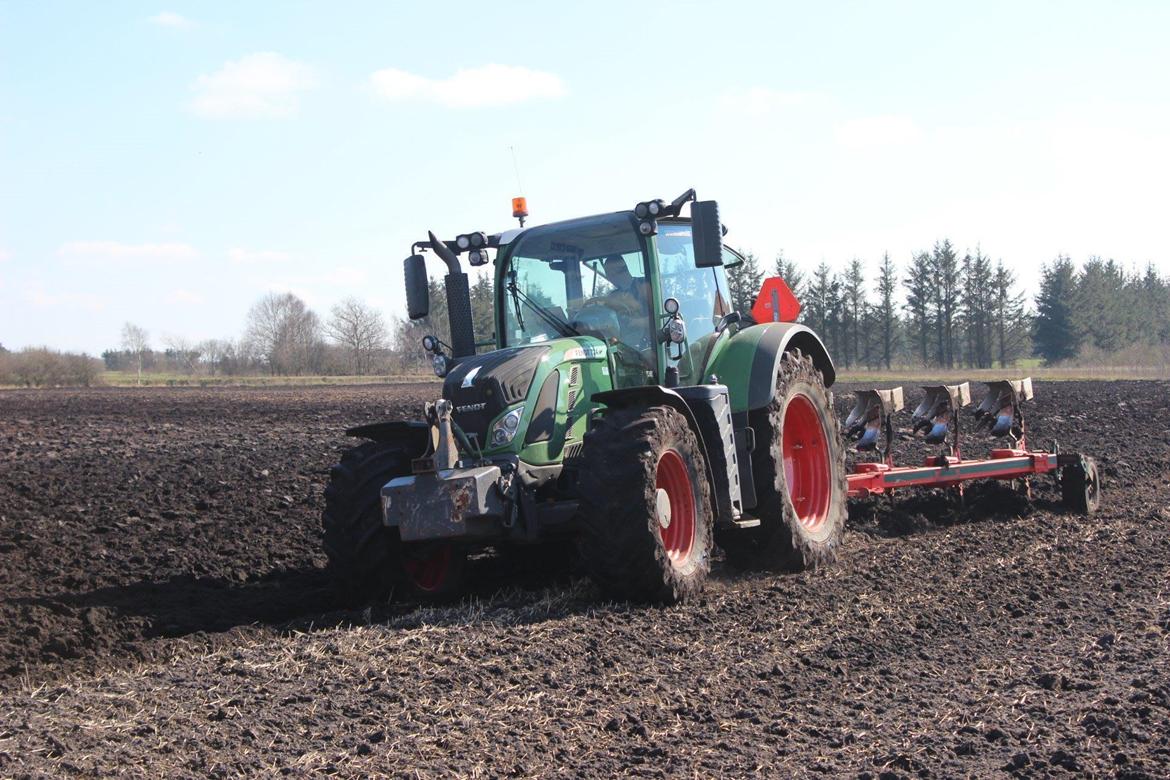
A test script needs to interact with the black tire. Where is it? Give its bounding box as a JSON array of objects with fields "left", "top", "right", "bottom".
[
  {"left": 1061, "top": 456, "right": 1101, "bottom": 515},
  {"left": 577, "top": 405, "right": 714, "bottom": 604},
  {"left": 499, "top": 539, "right": 580, "bottom": 588},
  {"left": 322, "top": 440, "right": 466, "bottom": 602},
  {"left": 718, "top": 350, "right": 847, "bottom": 572}
]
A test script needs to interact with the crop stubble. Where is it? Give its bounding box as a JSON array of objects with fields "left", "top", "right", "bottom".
[{"left": 0, "top": 381, "right": 1167, "bottom": 777}]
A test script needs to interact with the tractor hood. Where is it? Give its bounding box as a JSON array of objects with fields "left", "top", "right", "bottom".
[{"left": 442, "top": 345, "right": 552, "bottom": 445}]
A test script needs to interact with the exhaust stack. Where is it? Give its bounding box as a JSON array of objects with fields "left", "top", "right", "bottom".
[{"left": 427, "top": 231, "right": 476, "bottom": 359}]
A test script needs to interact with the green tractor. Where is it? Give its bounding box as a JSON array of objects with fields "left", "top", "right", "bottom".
[{"left": 323, "top": 189, "right": 847, "bottom": 604}]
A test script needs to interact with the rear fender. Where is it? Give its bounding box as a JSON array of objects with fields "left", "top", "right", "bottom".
[
  {"left": 707, "top": 322, "right": 835, "bottom": 412},
  {"left": 345, "top": 420, "right": 430, "bottom": 456}
]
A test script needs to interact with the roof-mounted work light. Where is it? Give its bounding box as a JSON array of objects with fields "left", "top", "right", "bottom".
[
  {"left": 634, "top": 199, "right": 666, "bottom": 220},
  {"left": 455, "top": 232, "right": 488, "bottom": 252}
]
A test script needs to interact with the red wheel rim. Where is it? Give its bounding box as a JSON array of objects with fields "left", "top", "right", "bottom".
[
  {"left": 403, "top": 544, "right": 452, "bottom": 592},
  {"left": 782, "top": 394, "right": 831, "bottom": 530},
  {"left": 655, "top": 449, "right": 696, "bottom": 567}
]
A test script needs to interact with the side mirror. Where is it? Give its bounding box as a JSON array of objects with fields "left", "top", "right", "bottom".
[
  {"left": 404, "top": 254, "right": 430, "bottom": 319},
  {"left": 691, "top": 200, "right": 723, "bottom": 268}
]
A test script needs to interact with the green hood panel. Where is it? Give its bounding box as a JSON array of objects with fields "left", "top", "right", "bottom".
[{"left": 448, "top": 336, "right": 613, "bottom": 464}]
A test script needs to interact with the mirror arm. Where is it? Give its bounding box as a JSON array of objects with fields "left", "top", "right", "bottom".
[{"left": 668, "top": 188, "right": 696, "bottom": 215}]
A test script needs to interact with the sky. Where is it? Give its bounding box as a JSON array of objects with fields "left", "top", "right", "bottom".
[{"left": 2, "top": 1, "right": 1168, "bottom": 354}]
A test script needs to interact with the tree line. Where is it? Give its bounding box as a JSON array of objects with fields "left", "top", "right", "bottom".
[
  {"left": 0, "top": 343, "right": 104, "bottom": 387},
  {"left": 1032, "top": 256, "right": 1170, "bottom": 364},
  {"left": 728, "top": 244, "right": 1169, "bottom": 370},
  {"left": 102, "top": 293, "right": 406, "bottom": 380},
  {"left": 7, "top": 244, "right": 1167, "bottom": 387}
]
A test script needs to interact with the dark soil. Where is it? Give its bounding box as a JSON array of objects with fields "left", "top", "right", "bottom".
[{"left": 1, "top": 380, "right": 1168, "bottom": 777}]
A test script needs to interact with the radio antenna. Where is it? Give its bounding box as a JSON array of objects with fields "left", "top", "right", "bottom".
[{"left": 509, "top": 145, "right": 525, "bottom": 195}]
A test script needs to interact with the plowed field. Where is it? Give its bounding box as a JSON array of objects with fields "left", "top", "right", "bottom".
[{"left": 1, "top": 381, "right": 1168, "bottom": 777}]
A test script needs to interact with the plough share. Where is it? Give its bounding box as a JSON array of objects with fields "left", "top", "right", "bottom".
[{"left": 844, "top": 378, "right": 1101, "bottom": 513}]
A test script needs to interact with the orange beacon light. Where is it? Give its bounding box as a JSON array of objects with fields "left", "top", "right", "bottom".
[{"left": 512, "top": 196, "right": 528, "bottom": 226}]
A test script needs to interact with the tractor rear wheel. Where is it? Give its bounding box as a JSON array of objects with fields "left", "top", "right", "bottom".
[
  {"left": 577, "top": 405, "right": 714, "bottom": 604},
  {"left": 1061, "top": 456, "right": 1101, "bottom": 515},
  {"left": 719, "top": 350, "right": 847, "bottom": 572},
  {"left": 323, "top": 440, "right": 466, "bottom": 602}
]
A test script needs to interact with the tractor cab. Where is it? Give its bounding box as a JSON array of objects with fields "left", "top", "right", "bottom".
[{"left": 493, "top": 210, "right": 740, "bottom": 390}]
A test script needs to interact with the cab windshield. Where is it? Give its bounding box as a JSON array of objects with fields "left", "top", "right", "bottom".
[{"left": 501, "top": 213, "right": 655, "bottom": 376}]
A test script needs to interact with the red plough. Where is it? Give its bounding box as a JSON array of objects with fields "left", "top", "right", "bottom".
[{"left": 843, "top": 379, "right": 1101, "bottom": 513}]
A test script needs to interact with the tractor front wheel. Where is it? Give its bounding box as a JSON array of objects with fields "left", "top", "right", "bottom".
[
  {"left": 577, "top": 405, "right": 714, "bottom": 604},
  {"left": 719, "top": 350, "right": 847, "bottom": 572},
  {"left": 323, "top": 440, "right": 466, "bottom": 602}
]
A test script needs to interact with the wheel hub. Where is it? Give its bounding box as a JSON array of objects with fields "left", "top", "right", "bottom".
[{"left": 655, "top": 487, "right": 672, "bottom": 529}]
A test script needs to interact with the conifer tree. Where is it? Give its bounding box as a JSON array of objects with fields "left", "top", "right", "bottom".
[
  {"left": 774, "top": 251, "right": 805, "bottom": 302},
  {"left": 875, "top": 252, "right": 899, "bottom": 369},
  {"left": 727, "top": 250, "right": 764, "bottom": 315},
  {"left": 1032, "top": 256, "right": 1081, "bottom": 363},
  {"left": 903, "top": 251, "right": 934, "bottom": 366}
]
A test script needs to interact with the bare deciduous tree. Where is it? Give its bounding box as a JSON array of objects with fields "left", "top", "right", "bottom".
[
  {"left": 325, "top": 297, "right": 389, "bottom": 375},
  {"left": 163, "top": 334, "right": 201, "bottom": 375},
  {"left": 120, "top": 322, "right": 150, "bottom": 385},
  {"left": 197, "top": 339, "right": 229, "bottom": 375},
  {"left": 244, "top": 292, "right": 323, "bottom": 375}
]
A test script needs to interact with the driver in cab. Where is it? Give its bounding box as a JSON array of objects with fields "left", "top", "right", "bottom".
[
  {"left": 597, "top": 255, "right": 652, "bottom": 366},
  {"left": 601, "top": 255, "right": 648, "bottom": 315},
  {"left": 570, "top": 255, "right": 653, "bottom": 368}
]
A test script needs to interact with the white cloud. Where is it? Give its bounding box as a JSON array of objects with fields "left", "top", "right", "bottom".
[
  {"left": 835, "top": 115, "right": 923, "bottom": 151},
  {"left": 368, "top": 64, "right": 565, "bottom": 109},
  {"left": 0, "top": 247, "right": 9, "bottom": 263},
  {"left": 58, "top": 241, "right": 199, "bottom": 263},
  {"left": 166, "top": 289, "right": 204, "bottom": 305},
  {"left": 718, "top": 87, "right": 818, "bottom": 118},
  {"left": 150, "top": 12, "right": 195, "bottom": 29},
  {"left": 189, "top": 53, "right": 318, "bottom": 120},
  {"left": 228, "top": 247, "right": 290, "bottom": 264},
  {"left": 25, "top": 286, "right": 106, "bottom": 312}
]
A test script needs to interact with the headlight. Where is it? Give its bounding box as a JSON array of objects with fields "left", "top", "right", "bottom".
[
  {"left": 490, "top": 407, "right": 524, "bottom": 447},
  {"left": 432, "top": 353, "right": 449, "bottom": 378},
  {"left": 666, "top": 318, "right": 687, "bottom": 344}
]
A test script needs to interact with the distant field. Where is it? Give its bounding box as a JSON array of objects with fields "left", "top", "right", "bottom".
[
  {"left": 3, "top": 364, "right": 1164, "bottom": 391},
  {"left": 837, "top": 364, "right": 1169, "bottom": 383},
  {"left": 97, "top": 371, "right": 439, "bottom": 387}
]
